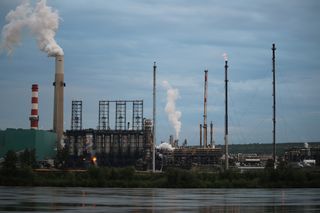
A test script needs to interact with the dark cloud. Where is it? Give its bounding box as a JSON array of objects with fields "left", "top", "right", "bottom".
[{"left": 0, "top": 0, "right": 319, "bottom": 144}]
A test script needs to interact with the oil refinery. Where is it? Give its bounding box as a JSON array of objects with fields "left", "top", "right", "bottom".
[
  {"left": 0, "top": 56, "right": 223, "bottom": 170},
  {"left": 1, "top": 42, "right": 319, "bottom": 171}
]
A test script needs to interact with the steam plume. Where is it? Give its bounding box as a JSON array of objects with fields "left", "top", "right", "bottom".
[
  {"left": 1, "top": 0, "right": 63, "bottom": 56},
  {"left": 223, "top": 53, "right": 228, "bottom": 61},
  {"left": 162, "top": 80, "right": 181, "bottom": 139},
  {"left": 157, "top": 142, "right": 175, "bottom": 151}
]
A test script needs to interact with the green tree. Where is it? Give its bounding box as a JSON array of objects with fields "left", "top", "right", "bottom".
[
  {"left": 55, "top": 147, "right": 69, "bottom": 168},
  {"left": 265, "top": 159, "right": 274, "bottom": 170},
  {"left": 3, "top": 150, "right": 18, "bottom": 170},
  {"left": 19, "top": 149, "right": 36, "bottom": 168}
]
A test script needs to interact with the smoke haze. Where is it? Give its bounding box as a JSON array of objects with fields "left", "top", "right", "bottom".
[
  {"left": 157, "top": 142, "right": 175, "bottom": 151},
  {"left": 162, "top": 80, "right": 181, "bottom": 139},
  {"left": 0, "top": 0, "right": 63, "bottom": 56}
]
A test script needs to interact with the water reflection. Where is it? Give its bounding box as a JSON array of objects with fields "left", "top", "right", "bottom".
[{"left": 0, "top": 187, "right": 319, "bottom": 212}]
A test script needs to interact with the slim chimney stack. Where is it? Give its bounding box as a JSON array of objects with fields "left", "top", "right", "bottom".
[
  {"left": 30, "top": 84, "right": 39, "bottom": 129},
  {"left": 53, "top": 55, "right": 65, "bottom": 150},
  {"left": 224, "top": 58, "right": 229, "bottom": 170},
  {"left": 152, "top": 62, "right": 156, "bottom": 173},
  {"left": 203, "top": 70, "right": 208, "bottom": 148},
  {"left": 272, "top": 43, "right": 276, "bottom": 169},
  {"left": 200, "top": 124, "right": 202, "bottom": 147},
  {"left": 210, "top": 121, "right": 215, "bottom": 148}
]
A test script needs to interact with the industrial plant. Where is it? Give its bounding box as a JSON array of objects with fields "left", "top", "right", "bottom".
[
  {"left": 65, "top": 100, "right": 153, "bottom": 169},
  {"left": 1, "top": 38, "right": 319, "bottom": 172},
  {"left": 0, "top": 2, "right": 319, "bottom": 172},
  {"left": 0, "top": 55, "right": 224, "bottom": 170}
]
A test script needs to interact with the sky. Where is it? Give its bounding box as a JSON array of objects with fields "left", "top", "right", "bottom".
[{"left": 0, "top": 0, "right": 319, "bottom": 146}]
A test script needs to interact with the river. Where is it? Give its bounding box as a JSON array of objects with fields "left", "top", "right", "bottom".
[{"left": 0, "top": 187, "right": 319, "bottom": 212}]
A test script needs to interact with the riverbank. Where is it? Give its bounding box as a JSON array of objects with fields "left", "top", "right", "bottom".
[{"left": 1, "top": 167, "right": 320, "bottom": 188}]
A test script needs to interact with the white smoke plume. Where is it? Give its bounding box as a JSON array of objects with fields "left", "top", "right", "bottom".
[
  {"left": 162, "top": 80, "right": 181, "bottom": 139},
  {"left": 223, "top": 53, "right": 228, "bottom": 61},
  {"left": 157, "top": 142, "right": 175, "bottom": 151},
  {"left": 1, "top": 0, "right": 63, "bottom": 56}
]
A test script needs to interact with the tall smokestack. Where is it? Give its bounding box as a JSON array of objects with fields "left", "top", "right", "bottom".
[
  {"left": 272, "top": 43, "right": 276, "bottom": 169},
  {"left": 30, "top": 84, "right": 39, "bottom": 129},
  {"left": 53, "top": 55, "right": 64, "bottom": 150},
  {"left": 200, "top": 124, "right": 202, "bottom": 147},
  {"left": 152, "top": 62, "right": 156, "bottom": 173},
  {"left": 210, "top": 121, "right": 215, "bottom": 148},
  {"left": 224, "top": 55, "right": 229, "bottom": 170},
  {"left": 203, "top": 70, "right": 208, "bottom": 148}
]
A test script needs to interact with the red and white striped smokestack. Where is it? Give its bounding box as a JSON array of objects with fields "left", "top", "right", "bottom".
[{"left": 30, "top": 84, "right": 39, "bottom": 129}]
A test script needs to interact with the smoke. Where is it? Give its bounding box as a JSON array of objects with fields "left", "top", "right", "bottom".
[
  {"left": 157, "top": 142, "right": 175, "bottom": 151},
  {"left": 223, "top": 53, "right": 228, "bottom": 61},
  {"left": 162, "top": 80, "right": 181, "bottom": 139},
  {"left": 1, "top": 0, "right": 63, "bottom": 56}
]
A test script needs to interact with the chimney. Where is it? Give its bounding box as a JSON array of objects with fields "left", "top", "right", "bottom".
[
  {"left": 224, "top": 58, "right": 229, "bottom": 170},
  {"left": 200, "top": 124, "right": 202, "bottom": 147},
  {"left": 203, "top": 70, "right": 208, "bottom": 148},
  {"left": 30, "top": 84, "right": 39, "bottom": 129},
  {"left": 53, "top": 55, "right": 65, "bottom": 150},
  {"left": 210, "top": 121, "right": 215, "bottom": 148}
]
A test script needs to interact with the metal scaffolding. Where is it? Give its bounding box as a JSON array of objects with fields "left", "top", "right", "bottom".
[
  {"left": 116, "top": 101, "right": 126, "bottom": 130},
  {"left": 98, "top": 100, "right": 144, "bottom": 130},
  {"left": 71, "top": 100, "right": 82, "bottom": 130},
  {"left": 98, "top": 101, "right": 110, "bottom": 130},
  {"left": 132, "top": 100, "right": 143, "bottom": 130}
]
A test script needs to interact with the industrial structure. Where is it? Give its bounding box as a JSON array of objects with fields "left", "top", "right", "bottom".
[
  {"left": 272, "top": 43, "right": 277, "bottom": 168},
  {"left": 53, "top": 55, "right": 65, "bottom": 150},
  {"left": 65, "top": 100, "right": 153, "bottom": 169},
  {"left": 1, "top": 44, "right": 294, "bottom": 171},
  {"left": 64, "top": 96, "right": 222, "bottom": 170},
  {"left": 199, "top": 70, "right": 216, "bottom": 149},
  {"left": 0, "top": 84, "right": 57, "bottom": 161},
  {"left": 285, "top": 143, "right": 320, "bottom": 167},
  {"left": 210, "top": 121, "right": 215, "bottom": 148},
  {"left": 224, "top": 56, "right": 229, "bottom": 170},
  {"left": 153, "top": 62, "right": 156, "bottom": 172},
  {"left": 29, "top": 84, "right": 39, "bottom": 130},
  {"left": 0, "top": 128, "right": 56, "bottom": 161},
  {"left": 203, "top": 70, "right": 208, "bottom": 148},
  {"left": 157, "top": 146, "right": 222, "bottom": 170}
]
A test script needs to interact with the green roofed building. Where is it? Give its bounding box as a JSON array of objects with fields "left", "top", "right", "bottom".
[{"left": 0, "top": 129, "right": 56, "bottom": 160}]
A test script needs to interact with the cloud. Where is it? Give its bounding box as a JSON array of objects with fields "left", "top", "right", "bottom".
[{"left": 0, "top": 0, "right": 319, "bottom": 144}]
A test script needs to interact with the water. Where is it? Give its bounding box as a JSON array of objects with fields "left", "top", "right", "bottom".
[{"left": 0, "top": 187, "right": 319, "bottom": 212}]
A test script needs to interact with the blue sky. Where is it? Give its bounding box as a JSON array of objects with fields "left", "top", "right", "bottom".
[{"left": 0, "top": 0, "right": 319, "bottom": 146}]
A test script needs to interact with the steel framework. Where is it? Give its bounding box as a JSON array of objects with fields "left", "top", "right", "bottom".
[
  {"left": 99, "top": 101, "right": 110, "bottom": 130},
  {"left": 132, "top": 100, "right": 143, "bottom": 130},
  {"left": 71, "top": 100, "right": 82, "bottom": 130},
  {"left": 116, "top": 101, "right": 126, "bottom": 130}
]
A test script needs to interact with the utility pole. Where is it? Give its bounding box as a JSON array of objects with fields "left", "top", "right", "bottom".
[
  {"left": 153, "top": 62, "right": 156, "bottom": 173},
  {"left": 272, "top": 44, "right": 276, "bottom": 169}
]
